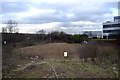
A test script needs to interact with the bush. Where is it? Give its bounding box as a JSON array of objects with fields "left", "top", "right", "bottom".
[
  {"left": 79, "top": 41, "right": 118, "bottom": 66},
  {"left": 70, "top": 34, "right": 88, "bottom": 43}
]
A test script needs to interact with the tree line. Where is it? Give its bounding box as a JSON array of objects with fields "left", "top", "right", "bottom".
[
  {"left": 2, "top": 20, "right": 19, "bottom": 33},
  {"left": 2, "top": 20, "right": 88, "bottom": 44}
]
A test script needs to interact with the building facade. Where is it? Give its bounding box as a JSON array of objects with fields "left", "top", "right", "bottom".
[
  {"left": 83, "top": 31, "right": 102, "bottom": 39},
  {"left": 103, "top": 16, "right": 120, "bottom": 39}
]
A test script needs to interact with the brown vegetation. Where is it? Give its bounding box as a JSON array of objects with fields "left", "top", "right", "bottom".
[
  {"left": 13, "top": 43, "right": 80, "bottom": 60},
  {"left": 2, "top": 35, "right": 118, "bottom": 78}
]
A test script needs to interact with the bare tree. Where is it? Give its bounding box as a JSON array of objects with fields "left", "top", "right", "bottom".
[
  {"left": 36, "top": 30, "right": 46, "bottom": 34},
  {"left": 6, "top": 20, "right": 19, "bottom": 33},
  {"left": 2, "top": 27, "right": 7, "bottom": 33}
]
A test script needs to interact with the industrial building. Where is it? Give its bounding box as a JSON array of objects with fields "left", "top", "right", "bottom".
[
  {"left": 83, "top": 31, "right": 102, "bottom": 39},
  {"left": 103, "top": 16, "right": 120, "bottom": 39}
]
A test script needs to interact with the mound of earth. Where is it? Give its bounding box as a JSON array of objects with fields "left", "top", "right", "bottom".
[{"left": 14, "top": 43, "right": 81, "bottom": 59}]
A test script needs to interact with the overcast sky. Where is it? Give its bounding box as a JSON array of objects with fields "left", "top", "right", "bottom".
[{"left": 0, "top": 0, "right": 119, "bottom": 34}]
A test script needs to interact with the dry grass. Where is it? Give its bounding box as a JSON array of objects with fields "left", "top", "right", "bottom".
[
  {"left": 13, "top": 42, "right": 118, "bottom": 65},
  {"left": 13, "top": 43, "right": 81, "bottom": 59},
  {"left": 3, "top": 42, "right": 118, "bottom": 78},
  {"left": 79, "top": 41, "right": 118, "bottom": 64},
  {"left": 3, "top": 59, "right": 118, "bottom": 78}
]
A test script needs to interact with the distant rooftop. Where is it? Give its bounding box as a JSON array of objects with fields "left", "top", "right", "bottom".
[
  {"left": 114, "top": 16, "right": 120, "bottom": 19},
  {"left": 103, "top": 16, "right": 120, "bottom": 25}
]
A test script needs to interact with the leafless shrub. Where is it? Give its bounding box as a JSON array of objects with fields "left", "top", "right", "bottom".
[
  {"left": 79, "top": 41, "right": 98, "bottom": 63},
  {"left": 79, "top": 40, "right": 118, "bottom": 66}
]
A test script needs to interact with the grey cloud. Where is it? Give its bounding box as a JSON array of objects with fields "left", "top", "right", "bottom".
[
  {"left": 1, "top": 1, "right": 118, "bottom": 33},
  {"left": 2, "top": 2, "right": 117, "bottom": 23},
  {"left": 2, "top": 2, "right": 30, "bottom": 14}
]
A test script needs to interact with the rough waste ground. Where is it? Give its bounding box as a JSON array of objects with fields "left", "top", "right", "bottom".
[
  {"left": 2, "top": 43, "right": 118, "bottom": 78},
  {"left": 4, "top": 59, "right": 117, "bottom": 78}
]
